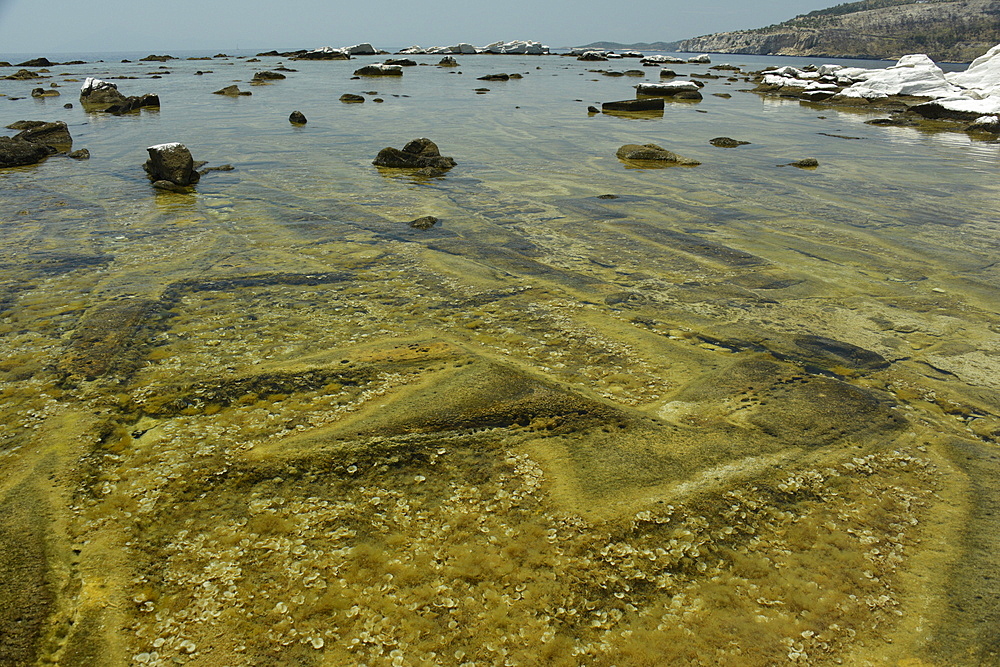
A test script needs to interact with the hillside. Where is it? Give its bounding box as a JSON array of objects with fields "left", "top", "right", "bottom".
[{"left": 671, "top": 0, "right": 1000, "bottom": 62}]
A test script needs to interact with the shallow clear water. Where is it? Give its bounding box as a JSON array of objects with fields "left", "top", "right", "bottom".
[{"left": 1, "top": 50, "right": 999, "bottom": 666}]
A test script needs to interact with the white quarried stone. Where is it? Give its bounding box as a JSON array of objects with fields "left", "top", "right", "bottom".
[
  {"left": 344, "top": 43, "right": 377, "bottom": 55},
  {"left": 81, "top": 77, "right": 118, "bottom": 94},
  {"left": 837, "top": 53, "right": 961, "bottom": 99},
  {"left": 947, "top": 42, "right": 1000, "bottom": 98},
  {"left": 147, "top": 142, "right": 183, "bottom": 151},
  {"left": 641, "top": 54, "right": 684, "bottom": 64},
  {"left": 636, "top": 81, "right": 700, "bottom": 95},
  {"left": 688, "top": 54, "right": 711, "bottom": 63}
]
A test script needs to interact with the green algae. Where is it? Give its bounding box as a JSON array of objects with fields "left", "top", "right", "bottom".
[{"left": 1, "top": 52, "right": 999, "bottom": 667}]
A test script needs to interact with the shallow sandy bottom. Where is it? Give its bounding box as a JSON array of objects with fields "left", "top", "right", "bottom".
[{"left": 1, "top": 51, "right": 999, "bottom": 666}]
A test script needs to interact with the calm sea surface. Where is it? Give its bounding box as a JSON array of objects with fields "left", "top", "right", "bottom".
[{"left": 1, "top": 50, "right": 999, "bottom": 666}]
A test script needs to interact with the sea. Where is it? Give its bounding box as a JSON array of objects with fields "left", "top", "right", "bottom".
[{"left": 1, "top": 48, "right": 998, "bottom": 666}]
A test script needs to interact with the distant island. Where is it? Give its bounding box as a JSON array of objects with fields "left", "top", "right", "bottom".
[{"left": 578, "top": 0, "right": 1000, "bottom": 62}]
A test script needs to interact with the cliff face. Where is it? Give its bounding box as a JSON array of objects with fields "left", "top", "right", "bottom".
[{"left": 675, "top": 0, "right": 1000, "bottom": 62}]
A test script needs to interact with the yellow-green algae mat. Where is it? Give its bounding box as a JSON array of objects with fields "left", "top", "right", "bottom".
[{"left": 1, "top": 186, "right": 999, "bottom": 667}]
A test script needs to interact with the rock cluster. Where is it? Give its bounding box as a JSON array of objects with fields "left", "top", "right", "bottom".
[
  {"left": 80, "top": 77, "right": 159, "bottom": 114},
  {"left": 0, "top": 120, "right": 73, "bottom": 168},
  {"left": 753, "top": 43, "right": 1000, "bottom": 126},
  {"left": 373, "top": 138, "right": 456, "bottom": 170}
]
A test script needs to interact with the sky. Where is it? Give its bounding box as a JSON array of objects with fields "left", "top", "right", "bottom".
[{"left": 0, "top": 0, "right": 830, "bottom": 56}]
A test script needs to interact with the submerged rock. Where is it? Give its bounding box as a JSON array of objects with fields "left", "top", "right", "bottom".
[
  {"left": 478, "top": 73, "right": 510, "bottom": 81},
  {"left": 143, "top": 142, "right": 200, "bottom": 187},
  {"left": 340, "top": 93, "right": 365, "bottom": 103},
  {"left": 616, "top": 143, "right": 700, "bottom": 166},
  {"left": 373, "top": 138, "right": 456, "bottom": 170},
  {"left": 213, "top": 85, "right": 251, "bottom": 96},
  {"left": 385, "top": 58, "right": 417, "bottom": 67},
  {"left": 409, "top": 216, "right": 439, "bottom": 230},
  {"left": 289, "top": 110, "right": 307, "bottom": 124},
  {"left": 4, "top": 69, "right": 44, "bottom": 80},
  {"left": 31, "top": 88, "right": 60, "bottom": 98},
  {"left": 790, "top": 158, "right": 819, "bottom": 168},
  {"left": 68, "top": 148, "right": 90, "bottom": 160},
  {"left": 710, "top": 137, "right": 750, "bottom": 148}
]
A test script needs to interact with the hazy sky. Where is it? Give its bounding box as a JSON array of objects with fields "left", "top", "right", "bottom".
[{"left": 0, "top": 0, "right": 828, "bottom": 55}]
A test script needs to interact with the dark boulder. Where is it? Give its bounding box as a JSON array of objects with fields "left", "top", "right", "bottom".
[
  {"left": 373, "top": 138, "right": 456, "bottom": 170},
  {"left": 616, "top": 143, "right": 700, "bottom": 166},
  {"left": 909, "top": 101, "right": 981, "bottom": 121},
  {"left": 140, "top": 54, "right": 175, "bottom": 62},
  {"left": 17, "top": 58, "right": 53, "bottom": 67},
  {"left": 602, "top": 98, "right": 664, "bottom": 112},
  {"left": 385, "top": 58, "right": 417, "bottom": 66},
  {"left": 14, "top": 121, "right": 72, "bottom": 149},
  {"left": 212, "top": 85, "right": 251, "bottom": 96},
  {"left": 31, "top": 87, "right": 60, "bottom": 98},
  {"left": 478, "top": 73, "right": 510, "bottom": 81},
  {"left": 0, "top": 136, "right": 51, "bottom": 168},
  {"left": 68, "top": 149, "right": 90, "bottom": 160},
  {"left": 966, "top": 116, "right": 1000, "bottom": 134},
  {"left": 354, "top": 64, "right": 402, "bottom": 76},
  {"left": 710, "top": 137, "right": 750, "bottom": 148},
  {"left": 800, "top": 90, "right": 836, "bottom": 102},
  {"left": 105, "top": 94, "right": 160, "bottom": 115},
  {"left": 790, "top": 158, "right": 819, "bottom": 169},
  {"left": 143, "top": 143, "right": 200, "bottom": 187},
  {"left": 289, "top": 110, "right": 307, "bottom": 124},
  {"left": 340, "top": 93, "right": 365, "bottom": 103},
  {"left": 439, "top": 57, "right": 458, "bottom": 67}
]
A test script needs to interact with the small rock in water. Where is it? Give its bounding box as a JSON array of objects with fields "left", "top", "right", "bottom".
[
  {"left": 144, "top": 142, "right": 200, "bottom": 187},
  {"left": 616, "top": 143, "right": 700, "bottom": 166},
  {"left": 68, "top": 149, "right": 90, "bottom": 160},
  {"left": 597, "top": 194, "right": 619, "bottom": 199},
  {"left": 602, "top": 98, "right": 664, "bottom": 113},
  {"left": 710, "top": 137, "right": 750, "bottom": 148},
  {"left": 587, "top": 106, "right": 599, "bottom": 113},
  {"left": 252, "top": 70, "right": 286, "bottom": 81},
  {"left": 340, "top": 93, "right": 365, "bottom": 103},
  {"left": 289, "top": 110, "right": 307, "bottom": 124},
  {"left": 791, "top": 158, "right": 819, "bottom": 169},
  {"left": 31, "top": 87, "right": 60, "bottom": 98},
  {"left": 439, "top": 56, "right": 458, "bottom": 67},
  {"left": 213, "top": 85, "right": 251, "bottom": 96},
  {"left": 409, "top": 216, "right": 438, "bottom": 230},
  {"left": 63, "top": 103, "right": 73, "bottom": 109}
]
